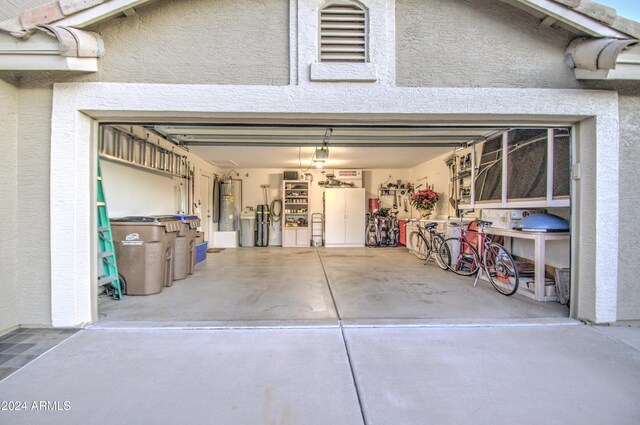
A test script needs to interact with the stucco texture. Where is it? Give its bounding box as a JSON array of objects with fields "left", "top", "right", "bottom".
[
  {"left": 17, "top": 88, "right": 53, "bottom": 326},
  {"left": 617, "top": 90, "right": 640, "bottom": 321},
  {"left": 0, "top": 79, "right": 18, "bottom": 333},
  {"left": 79, "top": 0, "right": 289, "bottom": 85},
  {"left": 395, "top": 0, "right": 581, "bottom": 88}
]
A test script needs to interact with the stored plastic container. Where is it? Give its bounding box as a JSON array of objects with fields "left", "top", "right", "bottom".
[
  {"left": 110, "top": 216, "right": 180, "bottom": 295},
  {"left": 155, "top": 215, "right": 201, "bottom": 280},
  {"left": 196, "top": 242, "right": 208, "bottom": 263}
]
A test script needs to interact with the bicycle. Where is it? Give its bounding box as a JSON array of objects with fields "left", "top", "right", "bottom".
[
  {"left": 407, "top": 219, "right": 450, "bottom": 270},
  {"left": 439, "top": 219, "right": 520, "bottom": 295}
]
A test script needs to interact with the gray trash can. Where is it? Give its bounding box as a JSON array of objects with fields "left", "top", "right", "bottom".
[
  {"left": 110, "top": 216, "right": 180, "bottom": 295},
  {"left": 166, "top": 215, "right": 201, "bottom": 280},
  {"left": 240, "top": 211, "right": 256, "bottom": 247}
]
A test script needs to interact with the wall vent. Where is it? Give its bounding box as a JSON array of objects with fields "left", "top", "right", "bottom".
[{"left": 319, "top": 3, "right": 367, "bottom": 62}]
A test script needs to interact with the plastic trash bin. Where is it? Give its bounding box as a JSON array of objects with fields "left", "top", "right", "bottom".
[
  {"left": 110, "top": 216, "right": 180, "bottom": 295},
  {"left": 166, "top": 215, "right": 200, "bottom": 280}
]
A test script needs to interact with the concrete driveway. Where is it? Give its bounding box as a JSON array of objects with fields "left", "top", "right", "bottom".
[{"left": 0, "top": 324, "right": 639, "bottom": 425}]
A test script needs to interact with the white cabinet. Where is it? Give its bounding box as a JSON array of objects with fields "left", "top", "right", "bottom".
[
  {"left": 325, "top": 188, "right": 365, "bottom": 247},
  {"left": 283, "top": 228, "right": 309, "bottom": 247},
  {"left": 282, "top": 180, "right": 310, "bottom": 247}
]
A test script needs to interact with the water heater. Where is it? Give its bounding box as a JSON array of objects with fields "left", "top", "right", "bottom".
[{"left": 218, "top": 179, "right": 242, "bottom": 231}]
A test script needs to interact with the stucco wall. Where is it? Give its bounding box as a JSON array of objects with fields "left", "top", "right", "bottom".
[
  {"left": 0, "top": 79, "right": 19, "bottom": 334},
  {"left": 395, "top": 0, "right": 580, "bottom": 88},
  {"left": 617, "top": 91, "right": 640, "bottom": 321},
  {"left": 17, "top": 87, "right": 53, "bottom": 327},
  {"left": 76, "top": 0, "right": 289, "bottom": 85}
]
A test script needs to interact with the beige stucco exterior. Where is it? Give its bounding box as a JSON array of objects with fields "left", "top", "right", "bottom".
[
  {"left": 617, "top": 89, "right": 640, "bottom": 320},
  {"left": 0, "top": 0, "right": 638, "bottom": 331},
  {"left": 0, "top": 79, "right": 18, "bottom": 332},
  {"left": 396, "top": 0, "right": 581, "bottom": 88},
  {"left": 17, "top": 88, "right": 54, "bottom": 327}
]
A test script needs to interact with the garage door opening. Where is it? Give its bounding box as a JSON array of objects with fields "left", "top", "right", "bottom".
[{"left": 95, "top": 122, "right": 572, "bottom": 326}]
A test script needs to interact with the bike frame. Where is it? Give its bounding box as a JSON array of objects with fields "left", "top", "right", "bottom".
[{"left": 457, "top": 224, "right": 499, "bottom": 287}]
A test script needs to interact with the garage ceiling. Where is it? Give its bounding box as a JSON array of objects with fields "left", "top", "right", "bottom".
[{"left": 145, "top": 124, "right": 501, "bottom": 169}]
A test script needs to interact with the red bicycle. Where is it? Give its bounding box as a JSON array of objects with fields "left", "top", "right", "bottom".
[{"left": 439, "top": 219, "right": 520, "bottom": 296}]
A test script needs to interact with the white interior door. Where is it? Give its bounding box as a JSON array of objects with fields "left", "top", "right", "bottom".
[
  {"left": 345, "top": 188, "right": 366, "bottom": 245},
  {"left": 325, "top": 189, "right": 346, "bottom": 245},
  {"left": 200, "top": 174, "right": 212, "bottom": 241}
]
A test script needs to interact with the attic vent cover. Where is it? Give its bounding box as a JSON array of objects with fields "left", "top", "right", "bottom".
[{"left": 320, "top": 3, "right": 367, "bottom": 63}]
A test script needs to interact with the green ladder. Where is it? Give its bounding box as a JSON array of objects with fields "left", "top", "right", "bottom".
[{"left": 97, "top": 160, "right": 123, "bottom": 299}]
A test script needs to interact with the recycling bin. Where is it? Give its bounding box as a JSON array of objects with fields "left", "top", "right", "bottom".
[
  {"left": 110, "top": 216, "right": 180, "bottom": 295},
  {"left": 168, "top": 215, "right": 200, "bottom": 280}
]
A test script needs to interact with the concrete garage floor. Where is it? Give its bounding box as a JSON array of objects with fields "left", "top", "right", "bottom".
[
  {"left": 2, "top": 248, "right": 638, "bottom": 424},
  {"left": 0, "top": 325, "right": 639, "bottom": 424},
  {"left": 98, "top": 248, "right": 569, "bottom": 326}
]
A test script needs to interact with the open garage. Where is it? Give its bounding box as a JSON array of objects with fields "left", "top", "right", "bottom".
[{"left": 95, "top": 121, "right": 572, "bottom": 326}]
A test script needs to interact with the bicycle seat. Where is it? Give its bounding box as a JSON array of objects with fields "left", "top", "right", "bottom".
[
  {"left": 423, "top": 223, "right": 438, "bottom": 230},
  {"left": 448, "top": 221, "right": 465, "bottom": 227},
  {"left": 476, "top": 220, "right": 493, "bottom": 228}
]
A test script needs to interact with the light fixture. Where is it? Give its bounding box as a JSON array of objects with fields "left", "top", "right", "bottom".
[
  {"left": 313, "top": 128, "right": 332, "bottom": 168},
  {"left": 314, "top": 146, "right": 329, "bottom": 168}
]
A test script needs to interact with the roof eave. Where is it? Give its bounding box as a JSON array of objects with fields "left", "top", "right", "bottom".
[
  {"left": 503, "top": 0, "right": 633, "bottom": 38},
  {"left": 568, "top": 38, "right": 640, "bottom": 80},
  {"left": 0, "top": 54, "right": 98, "bottom": 72},
  {"left": 574, "top": 65, "right": 640, "bottom": 80},
  {"left": 54, "top": 0, "right": 157, "bottom": 29}
]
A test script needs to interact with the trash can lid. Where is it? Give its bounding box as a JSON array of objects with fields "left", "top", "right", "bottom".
[
  {"left": 171, "top": 215, "right": 200, "bottom": 221},
  {"left": 110, "top": 216, "right": 177, "bottom": 223},
  {"left": 513, "top": 214, "right": 570, "bottom": 232}
]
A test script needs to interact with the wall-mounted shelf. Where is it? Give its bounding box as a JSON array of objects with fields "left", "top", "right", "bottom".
[
  {"left": 99, "top": 126, "right": 187, "bottom": 178},
  {"left": 283, "top": 180, "right": 310, "bottom": 247}
]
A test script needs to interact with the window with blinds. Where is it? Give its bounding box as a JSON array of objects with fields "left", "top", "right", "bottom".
[{"left": 319, "top": 3, "right": 367, "bottom": 63}]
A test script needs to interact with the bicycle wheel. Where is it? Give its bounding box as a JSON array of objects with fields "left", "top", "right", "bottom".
[
  {"left": 483, "top": 242, "right": 519, "bottom": 295},
  {"left": 440, "top": 237, "right": 479, "bottom": 276},
  {"left": 431, "top": 234, "right": 450, "bottom": 270},
  {"left": 408, "top": 231, "right": 430, "bottom": 261}
]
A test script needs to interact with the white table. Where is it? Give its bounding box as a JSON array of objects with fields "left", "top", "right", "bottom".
[{"left": 483, "top": 227, "right": 570, "bottom": 302}]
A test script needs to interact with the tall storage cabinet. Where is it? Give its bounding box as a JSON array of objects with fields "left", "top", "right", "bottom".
[
  {"left": 282, "top": 180, "right": 310, "bottom": 247},
  {"left": 325, "top": 188, "right": 366, "bottom": 247}
]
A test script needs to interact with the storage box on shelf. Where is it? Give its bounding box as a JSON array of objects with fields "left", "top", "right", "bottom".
[{"left": 283, "top": 180, "right": 310, "bottom": 247}]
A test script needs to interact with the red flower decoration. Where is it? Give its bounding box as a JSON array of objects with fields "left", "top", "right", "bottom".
[{"left": 410, "top": 189, "right": 439, "bottom": 211}]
